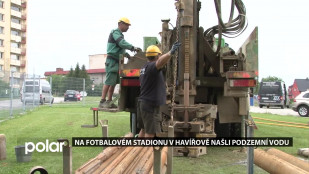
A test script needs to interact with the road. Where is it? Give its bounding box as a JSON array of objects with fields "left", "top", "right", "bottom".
[
  {"left": 0, "top": 99, "right": 23, "bottom": 109},
  {"left": 250, "top": 106, "right": 299, "bottom": 116},
  {"left": 54, "top": 97, "right": 64, "bottom": 103}
]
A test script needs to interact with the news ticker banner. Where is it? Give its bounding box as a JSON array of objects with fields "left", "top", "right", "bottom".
[{"left": 72, "top": 137, "right": 293, "bottom": 147}]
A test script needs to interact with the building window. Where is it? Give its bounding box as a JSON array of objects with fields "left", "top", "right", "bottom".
[
  {"left": 0, "top": 27, "right": 3, "bottom": 34},
  {"left": 11, "top": 18, "right": 20, "bottom": 24},
  {"left": 0, "top": 1, "right": 3, "bottom": 9},
  {"left": 0, "top": 14, "right": 3, "bottom": 21},
  {"left": 11, "top": 54, "right": 19, "bottom": 60},
  {"left": 0, "top": 52, "right": 3, "bottom": 59},
  {"left": 11, "top": 42, "right": 20, "bottom": 48},
  {"left": 11, "top": 6, "right": 20, "bottom": 12},
  {"left": 11, "top": 30, "right": 20, "bottom": 36},
  {"left": 0, "top": 65, "right": 3, "bottom": 71},
  {"left": 10, "top": 66, "right": 19, "bottom": 72},
  {"left": 0, "top": 39, "right": 3, "bottom": 46}
]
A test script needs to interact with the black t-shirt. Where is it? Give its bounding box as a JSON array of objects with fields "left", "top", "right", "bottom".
[{"left": 139, "top": 61, "right": 166, "bottom": 106}]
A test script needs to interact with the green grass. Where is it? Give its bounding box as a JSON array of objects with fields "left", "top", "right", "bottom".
[
  {"left": 0, "top": 103, "right": 308, "bottom": 174},
  {"left": 0, "top": 104, "right": 130, "bottom": 174},
  {"left": 251, "top": 113, "right": 309, "bottom": 155}
]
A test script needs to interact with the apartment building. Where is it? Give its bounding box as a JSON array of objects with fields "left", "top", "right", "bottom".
[{"left": 0, "top": 0, "right": 27, "bottom": 82}]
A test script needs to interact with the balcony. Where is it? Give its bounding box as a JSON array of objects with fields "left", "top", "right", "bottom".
[
  {"left": 21, "top": 49, "right": 26, "bottom": 56},
  {"left": 21, "top": 2, "right": 27, "bottom": 8},
  {"left": 21, "top": 25, "right": 27, "bottom": 32},
  {"left": 21, "top": 37, "right": 26, "bottom": 44},
  {"left": 11, "top": 22, "right": 22, "bottom": 30},
  {"left": 11, "top": 47, "right": 21, "bottom": 54},
  {"left": 11, "top": 10, "right": 22, "bottom": 18},
  {"left": 11, "top": 0, "right": 22, "bottom": 6},
  {"left": 21, "top": 14, "right": 27, "bottom": 20},
  {"left": 20, "top": 60, "right": 26, "bottom": 67},
  {"left": 10, "top": 59, "right": 21, "bottom": 66},
  {"left": 11, "top": 35, "right": 22, "bottom": 42}
]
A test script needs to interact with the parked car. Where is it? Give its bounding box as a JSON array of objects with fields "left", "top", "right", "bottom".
[
  {"left": 80, "top": 91, "right": 87, "bottom": 97},
  {"left": 258, "top": 81, "right": 289, "bottom": 109},
  {"left": 64, "top": 90, "right": 80, "bottom": 101},
  {"left": 292, "top": 90, "right": 309, "bottom": 117},
  {"left": 21, "top": 79, "right": 54, "bottom": 105}
]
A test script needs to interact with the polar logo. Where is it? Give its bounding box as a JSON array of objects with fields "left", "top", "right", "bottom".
[{"left": 25, "top": 140, "right": 65, "bottom": 154}]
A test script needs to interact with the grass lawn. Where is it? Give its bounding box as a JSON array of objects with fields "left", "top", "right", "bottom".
[
  {"left": 0, "top": 102, "right": 130, "bottom": 174},
  {"left": 0, "top": 101, "right": 308, "bottom": 174},
  {"left": 251, "top": 113, "right": 309, "bottom": 155}
]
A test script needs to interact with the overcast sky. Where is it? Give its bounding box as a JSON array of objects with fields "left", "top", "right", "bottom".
[{"left": 27, "top": 0, "right": 309, "bottom": 86}]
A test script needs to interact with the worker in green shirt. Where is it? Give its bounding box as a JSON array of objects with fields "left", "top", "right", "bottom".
[{"left": 99, "top": 17, "right": 140, "bottom": 108}]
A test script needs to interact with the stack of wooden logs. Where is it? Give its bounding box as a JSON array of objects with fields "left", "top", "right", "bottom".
[
  {"left": 254, "top": 148, "right": 309, "bottom": 174},
  {"left": 75, "top": 133, "right": 168, "bottom": 174}
]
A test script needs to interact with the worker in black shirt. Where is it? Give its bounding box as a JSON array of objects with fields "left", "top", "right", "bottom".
[{"left": 137, "top": 42, "right": 181, "bottom": 138}]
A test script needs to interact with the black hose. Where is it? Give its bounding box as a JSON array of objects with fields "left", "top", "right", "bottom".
[{"left": 204, "top": 0, "right": 247, "bottom": 41}]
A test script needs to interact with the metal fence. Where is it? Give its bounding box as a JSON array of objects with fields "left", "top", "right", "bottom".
[
  {"left": 0, "top": 72, "right": 106, "bottom": 122},
  {"left": 0, "top": 72, "right": 42, "bottom": 122}
]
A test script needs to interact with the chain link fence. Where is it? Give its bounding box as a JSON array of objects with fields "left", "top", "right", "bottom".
[
  {"left": 46, "top": 76, "right": 105, "bottom": 108},
  {"left": 0, "top": 72, "right": 108, "bottom": 122},
  {"left": 0, "top": 72, "right": 43, "bottom": 122}
]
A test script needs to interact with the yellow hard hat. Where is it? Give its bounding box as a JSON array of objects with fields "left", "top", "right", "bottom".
[
  {"left": 119, "top": 17, "right": 131, "bottom": 25},
  {"left": 146, "top": 45, "right": 162, "bottom": 57}
]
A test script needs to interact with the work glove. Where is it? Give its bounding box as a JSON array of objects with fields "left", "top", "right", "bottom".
[
  {"left": 170, "top": 42, "right": 181, "bottom": 55},
  {"left": 124, "top": 52, "right": 131, "bottom": 59},
  {"left": 131, "top": 46, "right": 142, "bottom": 52}
]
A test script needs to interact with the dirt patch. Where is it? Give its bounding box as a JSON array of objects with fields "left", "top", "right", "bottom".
[{"left": 67, "top": 122, "right": 74, "bottom": 126}]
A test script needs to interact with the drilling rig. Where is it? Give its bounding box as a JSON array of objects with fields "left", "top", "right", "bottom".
[{"left": 118, "top": 0, "right": 258, "bottom": 157}]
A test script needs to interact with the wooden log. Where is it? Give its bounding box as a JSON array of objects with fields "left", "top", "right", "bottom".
[
  {"left": 75, "top": 156, "right": 98, "bottom": 173},
  {"left": 75, "top": 132, "right": 133, "bottom": 173},
  {"left": 254, "top": 148, "right": 308, "bottom": 174},
  {"left": 139, "top": 149, "right": 154, "bottom": 174},
  {"left": 0, "top": 134, "right": 6, "bottom": 160},
  {"left": 96, "top": 146, "right": 122, "bottom": 162},
  {"left": 161, "top": 147, "right": 168, "bottom": 167},
  {"left": 109, "top": 146, "right": 144, "bottom": 173},
  {"left": 266, "top": 148, "right": 309, "bottom": 172},
  {"left": 99, "top": 146, "right": 134, "bottom": 174},
  {"left": 298, "top": 148, "right": 309, "bottom": 158},
  {"left": 81, "top": 159, "right": 102, "bottom": 174},
  {"left": 92, "top": 147, "right": 126, "bottom": 174},
  {"left": 124, "top": 146, "right": 151, "bottom": 173},
  {"left": 162, "top": 165, "right": 167, "bottom": 174},
  {"left": 75, "top": 147, "right": 122, "bottom": 173}
]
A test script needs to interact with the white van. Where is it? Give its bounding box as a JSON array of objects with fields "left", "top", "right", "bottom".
[{"left": 21, "top": 79, "right": 54, "bottom": 105}]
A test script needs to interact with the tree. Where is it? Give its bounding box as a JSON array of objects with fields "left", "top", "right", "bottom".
[
  {"left": 80, "top": 65, "right": 89, "bottom": 79},
  {"left": 262, "top": 76, "right": 283, "bottom": 82},
  {"left": 49, "top": 63, "right": 92, "bottom": 94},
  {"left": 253, "top": 76, "right": 283, "bottom": 95},
  {"left": 74, "top": 63, "right": 81, "bottom": 78},
  {"left": 47, "top": 75, "right": 67, "bottom": 96},
  {"left": 0, "top": 79, "right": 10, "bottom": 97},
  {"left": 67, "top": 67, "right": 74, "bottom": 77}
]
